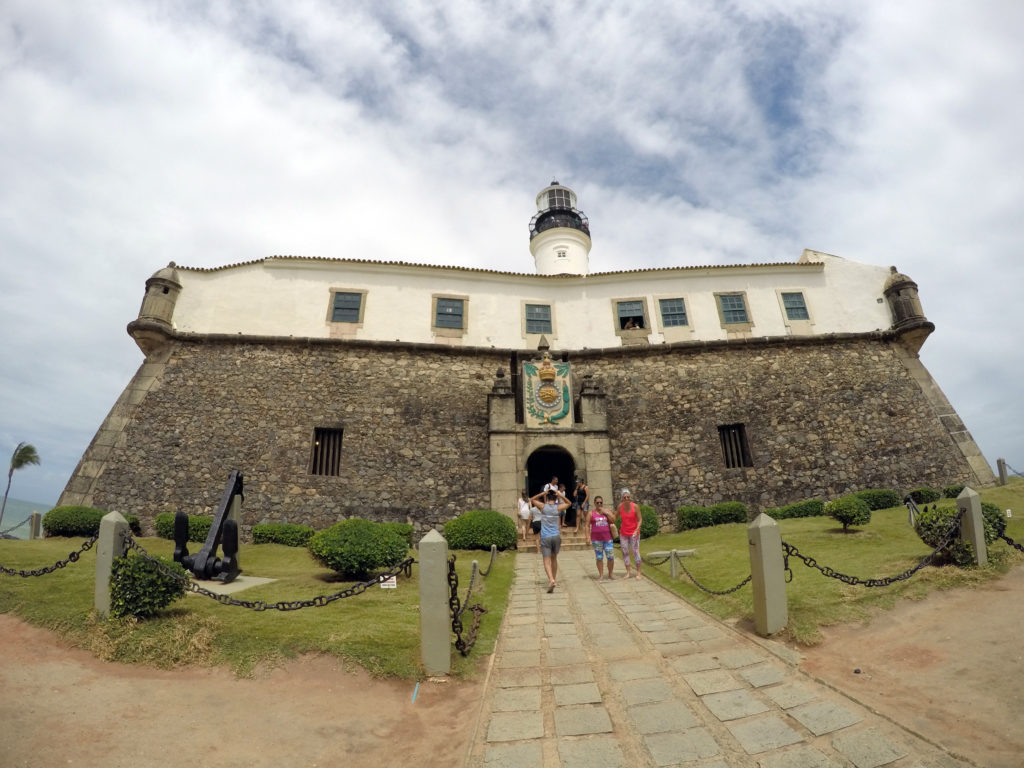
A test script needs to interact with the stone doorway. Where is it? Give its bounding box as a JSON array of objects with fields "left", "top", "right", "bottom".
[{"left": 526, "top": 445, "right": 575, "bottom": 497}]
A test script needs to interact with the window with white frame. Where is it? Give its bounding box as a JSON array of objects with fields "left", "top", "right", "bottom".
[
  {"left": 718, "top": 294, "right": 749, "bottom": 324},
  {"left": 659, "top": 298, "right": 688, "bottom": 327},
  {"left": 781, "top": 292, "right": 810, "bottom": 320}
]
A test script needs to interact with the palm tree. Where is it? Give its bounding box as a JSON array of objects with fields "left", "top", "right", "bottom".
[{"left": 0, "top": 442, "right": 41, "bottom": 529}]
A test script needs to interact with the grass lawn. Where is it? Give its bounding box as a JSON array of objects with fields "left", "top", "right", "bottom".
[
  {"left": 640, "top": 478, "right": 1024, "bottom": 645},
  {"left": 0, "top": 535, "right": 514, "bottom": 680}
]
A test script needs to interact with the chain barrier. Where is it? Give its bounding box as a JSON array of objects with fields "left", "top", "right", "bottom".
[
  {"left": 781, "top": 508, "right": 964, "bottom": 587},
  {"left": 0, "top": 516, "right": 32, "bottom": 537},
  {"left": 477, "top": 545, "right": 498, "bottom": 577},
  {"left": 643, "top": 552, "right": 672, "bottom": 567},
  {"left": 447, "top": 554, "right": 486, "bottom": 656},
  {"left": 123, "top": 532, "right": 414, "bottom": 611},
  {"left": 677, "top": 556, "right": 752, "bottom": 595},
  {"left": 1006, "top": 462, "right": 1023, "bottom": 478},
  {"left": 0, "top": 534, "right": 99, "bottom": 577},
  {"left": 998, "top": 532, "right": 1024, "bottom": 554}
]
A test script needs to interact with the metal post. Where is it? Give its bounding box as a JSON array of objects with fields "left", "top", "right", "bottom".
[
  {"left": 29, "top": 511, "right": 42, "bottom": 540},
  {"left": 997, "top": 458, "right": 1007, "bottom": 486},
  {"left": 748, "top": 513, "right": 787, "bottom": 636},
  {"left": 94, "top": 511, "right": 129, "bottom": 618},
  {"left": 957, "top": 487, "right": 987, "bottom": 567},
  {"left": 418, "top": 529, "right": 450, "bottom": 675}
]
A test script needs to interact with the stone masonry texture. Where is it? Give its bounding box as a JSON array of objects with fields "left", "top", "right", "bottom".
[{"left": 67, "top": 334, "right": 978, "bottom": 537}]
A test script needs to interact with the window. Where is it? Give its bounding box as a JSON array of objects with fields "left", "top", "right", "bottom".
[
  {"left": 659, "top": 298, "right": 688, "bottom": 327},
  {"left": 718, "top": 294, "right": 749, "bottom": 324},
  {"left": 311, "top": 427, "right": 343, "bottom": 476},
  {"left": 718, "top": 424, "right": 753, "bottom": 468},
  {"left": 782, "top": 292, "right": 809, "bottom": 320},
  {"left": 435, "top": 298, "right": 464, "bottom": 329},
  {"left": 616, "top": 300, "right": 645, "bottom": 330},
  {"left": 525, "top": 304, "right": 552, "bottom": 334},
  {"left": 547, "top": 188, "right": 572, "bottom": 209},
  {"left": 556, "top": 249, "right": 567, "bottom": 259},
  {"left": 330, "top": 292, "right": 362, "bottom": 323}
]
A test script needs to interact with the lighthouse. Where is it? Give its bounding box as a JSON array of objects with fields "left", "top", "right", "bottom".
[{"left": 528, "top": 181, "right": 592, "bottom": 276}]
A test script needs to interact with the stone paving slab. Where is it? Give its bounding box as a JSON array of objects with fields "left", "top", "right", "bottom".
[
  {"left": 495, "top": 667, "right": 541, "bottom": 687},
  {"left": 485, "top": 710, "right": 544, "bottom": 742},
  {"left": 831, "top": 728, "right": 908, "bottom": 767},
  {"left": 669, "top": 653, "right": 720, "bottom": 673},
  {"left": 547, "top": 634, "right": 583, "bottom": 649},
  {"left": 759, "top": 745, "right": 844, "bottom": 768},
  {"left": 608, "top": 660, "right": 662, "bottom": 681},
  {"left": 761, "top": 681, "right": 818, "bottom": 709},
  {"left": 557, "top": 735, "right": 627, "bottom": 768},
  {"left": 644, "top": 728, "right": 721, "bottom": 766},
  {"left": 620, "top": 677, "right": 675, "bottom": 705},
  {"left": 548, "top": 665, "right": 595, "bottom": 684},
  {"left": 497, "top": 650, "right": 539, "bottom": 668},
  {"left": 553, "top": 705, "right": 614, "bottom": 736},
  {"left": 682, "top": 669, "right": 745, "bottom": 695},
  {"left": 737, "top": 662, "right": 788, "bottom": 688},
  {"left": 483, "top": 741, "right": 543, "bottom": 767},
  {"left": 726, "top": 715, "right": 804, "bottom": 754},
  {"left": 553, "top": 681, "right": 603, "bottom": 706},
  {"left": 628, "top": 699, "right": 700, "bottom": 734},
  {"left": 789, "top": 700, "right": 863, "bottom": 736},
  {"left": 701, "top": 688, "right": 771, "bottom": 721},
  {"left": 490, "top": 686, "right": 541, "bottom": 712}
]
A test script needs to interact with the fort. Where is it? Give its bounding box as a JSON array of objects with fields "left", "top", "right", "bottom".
[{"left": 59, "top": 182, "right": 994, "bottom": 536}]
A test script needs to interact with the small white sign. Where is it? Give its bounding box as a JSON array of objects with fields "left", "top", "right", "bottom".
[{"left": 380, "top": 575, "right": 398, "bottom": 589}]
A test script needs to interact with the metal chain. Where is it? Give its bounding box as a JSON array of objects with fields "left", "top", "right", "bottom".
[
  {"left": 1006, "top": 462, "right": 1024, "bottom": 478},
  {"left": 123, "top": 533, "right": 414, "bottom": 610},
  {"left": 478, "top": 545, "right": 498, "bottom": 577},
  {"left": 0, "top": 516, "right": 32, "bottom": 536},
  {"left": 644, "top": 553, "right": 672, "bottom": 567},
  {"left": 447, "top": 554, "right": 487, "bottom": 656},
  {"left": 0, "top": 534, "right": 99, "bottom": 577},
  {"left": 781, "top": 508, "right": 964, "bottom": 587},
  {"left": 677, "top": 557, "right": 752, "bottom": 595},
  {"left": 998, "top": 532, "right": 1024, "bottom": 554}
]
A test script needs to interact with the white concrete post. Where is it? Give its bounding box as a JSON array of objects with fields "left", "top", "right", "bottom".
[
  {"left": 957, "top": 487, "right": 987, "bottom": 567},
  {"left": 418, "top": 529, "right": 451, "bottom": 676},
  {"left": 997, "top": 458, "right": 1007, "bottom": 486},
  {"left": 670, "top": 549, "right": 679, "bottom": 579},
  {"left": 29, "top": 511, "right": 42, "bottom": 540},
  {"left": 94, "top": 511, "right": 130, "bottom": 618},
  {"left": 748, "top": 513, "right": 787, "bottom": 636}
]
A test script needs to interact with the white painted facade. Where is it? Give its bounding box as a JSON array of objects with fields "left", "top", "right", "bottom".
[{"left": 166, "top": 248, "right": 897, "bottom": 350}]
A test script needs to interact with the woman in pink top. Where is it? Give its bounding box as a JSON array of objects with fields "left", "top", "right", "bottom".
[
  {"left": 585, "top": 496, "right": 615, "bottom": 580},
  {"left": 617, "top": 489, "right": 643, "bottom": 578}
]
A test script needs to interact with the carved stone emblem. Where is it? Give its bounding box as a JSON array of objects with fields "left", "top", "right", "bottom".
[{"left": 523, "top": 352, "right": 572, "bottom": 427}]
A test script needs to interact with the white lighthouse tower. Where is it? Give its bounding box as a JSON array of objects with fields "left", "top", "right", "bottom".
[{"left": 529, "top": 181, "right": 592, "bottom": 276}]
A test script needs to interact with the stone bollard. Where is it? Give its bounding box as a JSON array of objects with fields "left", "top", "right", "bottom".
[
  {"left": 418, "top": 529, "right": 450, "bottom": 676},
  {"left": 957, "top": 487, "right": 987, "bottom": 567},
  {"left": 997, "top": 458, "right": 1007, "bottom": 486},
  {"left": 94, "top": 511, "right": 130, "bottom": 618},
  {"left": 29, "top": 511, "right": 42, "bottom": 540},
  {"left": 748, "top": 513, "right": 787, "bottom": 636},
  {"left": 670, "top": 549, "right": 679, "bottom": 580}
]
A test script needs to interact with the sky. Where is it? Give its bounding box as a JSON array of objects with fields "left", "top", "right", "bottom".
[{"left": 1, "top": 1, "right": 1022, "bottom": 506}]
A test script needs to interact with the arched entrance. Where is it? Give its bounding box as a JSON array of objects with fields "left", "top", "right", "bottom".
[{"left": 526, "top": 445, "right": 576, "bottom": 497}]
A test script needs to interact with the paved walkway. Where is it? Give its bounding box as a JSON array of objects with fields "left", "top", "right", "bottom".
[{"left": 465, "top": 550, "right": 970, "bottom": 768}]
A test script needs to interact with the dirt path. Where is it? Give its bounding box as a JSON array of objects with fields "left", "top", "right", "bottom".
[
  {"left": 798, "top": 565, "right": 1024, "bottom": 768},
  {"left": 0, "top": 615, "right": 485, "bottom": 768}
]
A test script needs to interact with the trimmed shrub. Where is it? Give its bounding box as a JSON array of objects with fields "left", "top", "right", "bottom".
[
  {"left": 853, "top": 488, "right": 902, "bottom": 511},
  {"left": 915, "top": 502, "right": 1007, "bottom": 567},
  {"left": 943, "top": 483, "right": 966, "bottom": 499},
  {"left": 826, "top": 495, "right": 872, "bottom": 532},
  {"left": 109, "top": 551, "right": 188, "bottom": 618},
  {"left": 982, "top": 501, "right": 1008, "bottom": 540},
  {"left": 381, "top": 522, "right": 414, "bottom": 547},
  {"left": 308, "top": 518, "right": 409, "bottom": 578},
  {"left": 909, "top": 487, "right": 941, "bottom": 505},
  {"left": 763, "top": 499, "right": 825, "bottom": 520},
  {"left": 252, "top": 523, "right": 315, "bottom": 547},
  {"left": 155, "top": 513, "right": 214, "bottom": 542},
  {"left": 638, "top": 505, "right": 659, "bottom": 539},
  {"left": 443, "top": 509, "right": 517, "bottom": 551},
  {"left": 41, "top": 506, "right": 140, "bottom": 536},
  {"left": 676, "top": 501, "right": 748, "bottom": 531}
]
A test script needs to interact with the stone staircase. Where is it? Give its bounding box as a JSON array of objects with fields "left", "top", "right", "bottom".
[{"left": 516, "top": 525, "right": 592, "bottom": 553}]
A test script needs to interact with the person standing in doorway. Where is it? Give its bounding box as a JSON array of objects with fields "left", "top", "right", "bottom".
[
  {"left": 517, "top": 491, "right": 531, "bottom": 542},
  {"left": 617, "top": 489, "right": 643, "bottom": 579},
  {"left": 586, "top": 496, "right": 615, "bottom": 580},
  {"left": 572, "top": 477, "right": 590, "bottom": 534},
  {"left": 531, "top": 487, "right": 570, "bottom": 592}
]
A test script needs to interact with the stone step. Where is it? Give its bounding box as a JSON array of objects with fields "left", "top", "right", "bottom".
[{"left": 517, "top": 528, "right": 593, "bottom": 553}]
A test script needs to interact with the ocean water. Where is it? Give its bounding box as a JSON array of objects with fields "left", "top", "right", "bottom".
[{"left": 0, "top": 497, "right": 54, "bottom": 540}]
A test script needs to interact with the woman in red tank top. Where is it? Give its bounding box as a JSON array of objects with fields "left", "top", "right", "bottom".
[{"left": 617, "top": 489, "right": 643, "bottom": 578}]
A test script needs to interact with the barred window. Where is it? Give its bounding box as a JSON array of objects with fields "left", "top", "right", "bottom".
[
  {"left": 718, "top": 423, "right": 753, "bottom": 468},
  {"left": 718, "top": 294, "right": 749, "bottom": 324},
  {"left": 311, "top": 428, "right": 343, "bottom": 476},
  {"left": 782, "top": 292, "right": 810, "bottom": 320},
  {"left": 659, "top": 298, "right": 688, "bottom": 327},
  {"left": 331, "top": 292, "right": 362, "bottom": 323},
  {"left": 435, "top": 298, "right": 464, "bottom": 329},
  {"left": 525, "top": 304, "right": 552, "bottom": 334}
]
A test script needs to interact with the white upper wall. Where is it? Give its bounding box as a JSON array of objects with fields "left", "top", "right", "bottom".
[{"left": 166, "top": 249, "right": 897, "bottom": 349}]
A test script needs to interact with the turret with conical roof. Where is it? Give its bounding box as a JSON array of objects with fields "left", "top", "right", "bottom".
[{"left": 529, "top": 181, "right": 592, "bottom": 275}]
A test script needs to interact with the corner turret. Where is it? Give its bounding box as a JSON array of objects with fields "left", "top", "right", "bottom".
[
  {"left": 128, "top": 262, "right": 181, "bottom": 356},
  {"left": 884, "top": 266, "right": 933, "bottom": 352}
]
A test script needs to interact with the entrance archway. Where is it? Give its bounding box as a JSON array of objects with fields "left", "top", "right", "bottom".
[{"left": 526, "top": 445, "right": 576, "bottom": 498}]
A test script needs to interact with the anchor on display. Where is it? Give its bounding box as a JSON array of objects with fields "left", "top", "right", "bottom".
[{"left": 173, "top": 469, "right": 243, "bottom": 583}]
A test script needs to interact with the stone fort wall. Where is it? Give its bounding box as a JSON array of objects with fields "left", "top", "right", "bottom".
[{"left": 68, "top": 334, "right": 976, "bottom": 537}]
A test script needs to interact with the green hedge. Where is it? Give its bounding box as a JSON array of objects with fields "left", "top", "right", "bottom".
[
  {"left": 638, "top": 505, "right": 659, "bottom": 539},
  {"left": 381, "top": 522, "right": 414, "bottom": 547},
  {"left": 155, "top": 513, "right": 214, "bottom": 542},
  {"left": 443, "top": 509, "right": 517, "bottom": 551},
  {"left": 853, "top": 488, "right": 902, "bottom": 511},
  {"left": 308, "top": 518, "right": 409, "bottom": 578},
  {"left": 110, "top": 551, "right": 187, "bottom": 618},
  {"left": 42, "top": 506, "right": 140, "bottom": 537},
  {"left": 676, "top": 501, "right": 748, "bottom": 531},
  {"left": 943, "top": 483, "right": 966, "bottom": 499},
  {"left": 914, "top": 502, "right": 1006, "bottom": 567},
  {"left": 908, "top": 487, "right": 942, "bottom": 504},
  {"left": 763, "top": 499, "right": 825, "bottom": 520},
  {"left": 825, "top": 495, "right": 871, "bottom": 531},
  {"left": 252, "top": 523, "right": 315, "bottom": 547}
]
